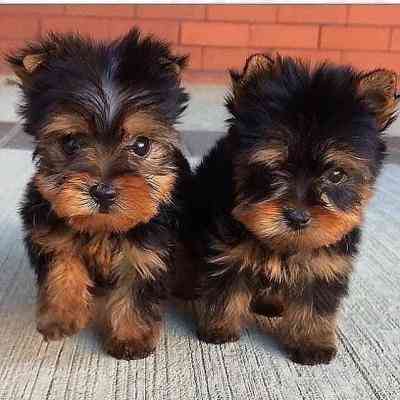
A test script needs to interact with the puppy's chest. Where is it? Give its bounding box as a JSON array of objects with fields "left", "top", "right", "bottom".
[
  {"left": 81, "top": 235, "right": 124, "bottom": 270},
  {"left": 212, "top": 238, "right": 351, "bottom": 286},
  {"left": 81, "top": 234, "right": 126, "bottom": 281},
  {"left": 256, "top": 251, "right": 351, "bottom": 286},
  {"left": 80, "top": 233, "right": 167, "bottom": 285}
]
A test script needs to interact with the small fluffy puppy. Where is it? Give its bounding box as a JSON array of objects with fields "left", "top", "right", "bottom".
[
  {"left": 8, "top": 29, "right": 191, "bottom": 360},
  {"left": 190, "top": 54, "right": 398, "bottom": 365}
]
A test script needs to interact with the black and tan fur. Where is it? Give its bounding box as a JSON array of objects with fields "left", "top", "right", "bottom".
[
  {"left": 8, "top": 29, "right": 191, "bottom": 360},
  {"left": 189, "top": 54, "right": 398, "bottom": 365}
]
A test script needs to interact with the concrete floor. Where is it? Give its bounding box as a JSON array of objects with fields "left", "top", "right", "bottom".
[{"left": 0, "top": 149, "right": 400, "bottom": 400}]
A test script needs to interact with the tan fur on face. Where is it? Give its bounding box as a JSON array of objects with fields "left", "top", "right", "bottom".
[
  {"left": 41, "top": 113, "right": 89, "bottom": 140},
  {"left": 232, "top": 199, "right": 285, "bottom": 241},
  {"left": 122, "top": 110, "right": 179, "bottom": 147},
  {"left": 233, "top": 189, "right": 372, "bottom": 251},
  {"left": 35, "top": 171, "right": 94, "bottom": 217},
  {"left": 248, "top": 143, "right": 288, "bottom": 167},
  {"left": 145, "top": 170, "right": 176, "bottom": 205},
  {"left": 324, "top": 148, "right": 372, "bottom": 181},
  {"left": 106, "top": 174, "right": 157, "bottom": 226},
  {"left": 35, "top": 171, "right": 159, "bottom": 233},
  {"left": 34, "top": 109, "right": 179, "bottom": 235}
]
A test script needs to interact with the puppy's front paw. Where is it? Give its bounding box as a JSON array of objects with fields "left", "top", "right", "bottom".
[
  {"left": 287, "top": 344, "right": 337, "bottom": 365},
  {"left": 37, "top": 306, "right": 90, "bottom": 341},
  {"left": 37, "top": 313, "right": 80, "bottom": 341},
  {"left": 104, "top": 337, "right": 156, "bottom": 360},
  {"left": 197, "top": 328, "right": 240, "bottom": 344}
]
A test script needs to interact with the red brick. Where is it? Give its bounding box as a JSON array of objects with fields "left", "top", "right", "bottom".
[
  {"left": 0, "top": 16, "right": 39, "bottom": 40},
  {"left": 203, "top": 47, "right": 250, "bottom": 71},
  {"left": 0, "top": 5, "right": 65, "bottom": 15},
  {"left": 65, "top": 5, "right": 135, "bottom": 17},
  {"left": 0, "top": 39, "right": 26, "bottom": 58},
  {"left": 348, "top": 5, "right": 400, "bottom": 26},
  {"left": 183, "top": 70, "right": 229, "bottom": 85},
  {"left": 41, "top": 17, "right": 109, "bottom": 40},
  {"left": 181, "top": 22, "right": 249, "bottom": 47},
  {"left": 0, "top": 39, "right": 26, "bottom": 73},
  {"left": 342, "top": 51, "right": 400, "bottom": 72},
  {"left": 0, "top": 38, "right": 25, "bottom": 52},
  {"left": 173, "top": 46, "right": 202, "bottom": 70},
  {"left": 207, "top": 5, "right": 277, "bottom": 22},
  {"left": 250, "top": 24, "right": 319, "bottom": 49},
  {"left": 390, "top": 29, "right": 400, "bottom": 51},
  {"left": 321, "top": 26, "right": 390, "bottom": 51},
  {"left": 278, "top": 5, "right": 347, "bottom": 24},
  {"left": 137, "top": 5, "right": 205, "bottom": 20},
  {"left": 109, "top": 19, "right": 180, "bottom": 44},
  {"left": 274, "top": 49, "right": 342, "bottom": 64}
]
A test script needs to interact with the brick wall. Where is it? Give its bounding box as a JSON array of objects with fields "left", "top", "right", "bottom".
[{"left": 1, "top": 4, "right": 400, "bottom": 83}]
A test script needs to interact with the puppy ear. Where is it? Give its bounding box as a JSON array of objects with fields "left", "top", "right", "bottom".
[
  {"left": 230, "top": 53, "right": 278, "bottom": 87},
  {"left": 160, "top": 54, "right": 188, "bottom": 76},
  {"left": 6, "top": 34, "right": 63, "bottom": 86},
  {"left": 244, "top": 53, "right": 274, "bottom": 77},
  {"left": 359, "top": 69, "right": 399, "bottom": 130},
  {"left": 6, "top": 48, "right": 47, "bottom": 85},
  {"left": 22, "top": 53, "right": 45, "bottom": 73}
]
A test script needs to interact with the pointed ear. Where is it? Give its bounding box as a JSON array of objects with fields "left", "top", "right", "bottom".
[
  {"left": 160, "top": 54, "right": 188, "bottom": 76},
  {"left": 230, "top": 53, "right": 281, "bottom": 94},
  {"left": 359, "top": 69, "right": 399, "bottom": 130},
  {"left": 6, "top": 49, "right": 47, "bottom": 85},
  {"left": 22, "top": 53, "right": 45, "bottom": 73},
  {"left": 5, "top": 33, "right": 63, "bottom": 86},
  {"left": 231, "top": 53, "right": 276, "bottom": 84},
  {"left": 244, "top": 53, "right": 274, "bottom": 77}
]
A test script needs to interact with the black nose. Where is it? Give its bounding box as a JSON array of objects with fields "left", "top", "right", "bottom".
[
  {"left": 284, "top": 208, "right": 311, "bottom": 228},
  {"left": 89, "top": 183, "right": 116, "bottom": 206}
]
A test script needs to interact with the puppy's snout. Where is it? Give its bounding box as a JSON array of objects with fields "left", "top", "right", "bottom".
[
  {"left": 90, "top": 183, "right": 116, "bottom": 206},
  {"left": 284, "top": 208, "right": 311, "bottom": 228}
]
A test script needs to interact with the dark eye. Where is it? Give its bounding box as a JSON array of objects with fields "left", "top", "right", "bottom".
[
  {"left": 327, "top": 168, "right": 347, "bottom": 184},
  {"left": 130, "top": 136, "right": 151, "bottom": 157},
  {"left": 62, "top": 135, "right": 81, "bottom": 156}
]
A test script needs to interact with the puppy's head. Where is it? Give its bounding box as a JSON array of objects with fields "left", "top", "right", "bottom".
[
  {"left": 8, "top": 29, "right": 188, "bottom": 233},
  {"left": 228, "top": 54, "right": 398, "bottom": 252}
]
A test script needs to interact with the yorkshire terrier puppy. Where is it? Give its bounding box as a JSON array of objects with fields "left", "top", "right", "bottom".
[
  {"left": 190, "top": 54, "right": 398, "bottom": 365},
  {"left": 8, "top": 29, "right": 191, "bottom": 360}
]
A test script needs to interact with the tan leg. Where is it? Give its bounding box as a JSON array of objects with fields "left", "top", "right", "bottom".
[
  {"left": 196, "top": 276, "right": 251, "bottom": 344},
  {"left": 37, "top": 254, "right": 93, "bottom": 341},
  {"left": 279, "top": 302, "right": 338, "bottom": 365},
  {"left": 102, "top": 281, "right": 163, "bottom": 360}
]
